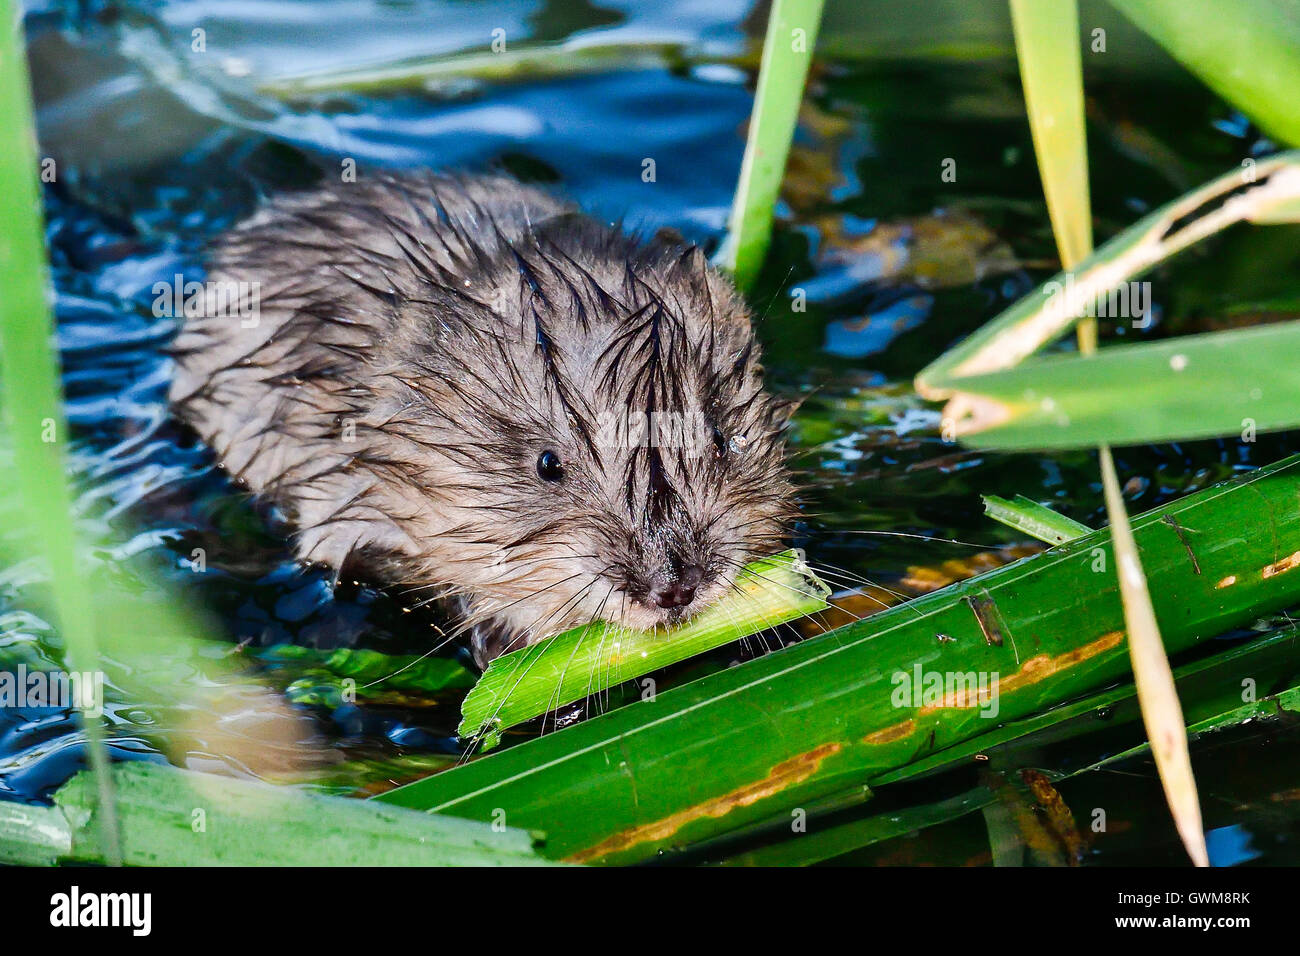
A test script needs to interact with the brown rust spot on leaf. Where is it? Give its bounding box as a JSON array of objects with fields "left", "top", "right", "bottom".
[
  {"left": 861, "top": 631, "right": 1125, "bottom": 744},
  {"left": 565, "top": 742, "right": 843, "bottom": 864},
  {"left": 863, "top": 720, "right": 917, "bottom": 745},
  {"left": 994, "top": 630, "right": 1124, "bottom": 695},
  {"left": 916, "top": 630, "right": 1125, "bottom": 713},
  {"left": 1263, "top": 549, "right": 1300, "bottom": 579}
]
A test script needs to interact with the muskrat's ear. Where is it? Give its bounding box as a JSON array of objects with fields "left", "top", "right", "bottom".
[{"left": 651, "top": 225, "right": 688, "bottom": 247}]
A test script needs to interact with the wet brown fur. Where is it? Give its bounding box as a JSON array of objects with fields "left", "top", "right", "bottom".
[{"left": 170, "top": 172, "right": 796, "bottom": 665}]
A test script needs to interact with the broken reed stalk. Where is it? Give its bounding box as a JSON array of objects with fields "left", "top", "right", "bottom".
[
  {"left": 982, "top": 494, "right": 1092, "bottom": 545},
  {"left": 914, "top": 152, "right": 1300, "bottom": 409},
  {"left": 1099, "top": 446, "right": 1206, "bottom": 863}
]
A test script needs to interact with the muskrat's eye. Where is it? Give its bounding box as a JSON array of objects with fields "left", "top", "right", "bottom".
[
  {"left": 536, "top": 450, "right": 564, "bottom": 482},
  {"left": 711, "top": 427, "right": 727, "bottom": 458}
]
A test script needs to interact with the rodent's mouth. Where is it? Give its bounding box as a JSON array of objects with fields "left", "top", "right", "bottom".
[
  {"left": 645, "top": 604, "right": 698, "bottom": 628},
  {"left": 618, "top": 606, "right": 699, "bottom": 633},
  {"left": 615, "top": 588, "right": 719, "bottom": 632}
]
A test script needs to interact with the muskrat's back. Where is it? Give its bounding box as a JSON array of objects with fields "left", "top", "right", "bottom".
[{"left": 171, "top": 171, "right": 795, "bottom": 664}]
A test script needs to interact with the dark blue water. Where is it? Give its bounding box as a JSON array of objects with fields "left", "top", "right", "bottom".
[{"left": 6, "top": 0, "right": 1300, "bottom": 864}]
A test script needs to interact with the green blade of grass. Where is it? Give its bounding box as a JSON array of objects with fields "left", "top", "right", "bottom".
[
  {"left": 982, "top": 494, "right": 1092, "bottom": 544},
  {"left": 930, "top": 320, "right": 1300, "bottom": 449},
  {"left": 1009, "top": 0, "right": 1092, "bottom": 278},
  {"left": 715, "top": 0, "right": 826, "bottom": 291},
  {"left": 0, "top": 8, "right": 120, "bottom": 864},
  {"left": 378, "top": 458, "right": 1300, "bottom": 863},
  {"left": 1108, "top": 0, "right": 1300, "bottom": 147},
  {"left": 914, "top": 152, "right": 1300, "bottom": 405},
  {"left": 459, "top": 550, "right": 829, "bottom": 748}
]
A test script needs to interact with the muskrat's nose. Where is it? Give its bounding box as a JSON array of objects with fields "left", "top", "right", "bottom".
[{"left": 650, "top": 564, "right": 704, "bottom": 609}]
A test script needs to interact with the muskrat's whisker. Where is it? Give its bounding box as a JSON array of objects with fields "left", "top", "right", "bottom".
[
  {"left": 718, "top": 581, "right": 755, "bottom": 656},
  {"left": 804, "top": 570, "right": 905, "bottom": 606},
  {"left": 357, "top": 644, "right": 444, "bottom": 692},
  {"left": 801, "top": 560, "right": 916, "bottom": 607},
  {"left": 575, "top": 586, "right": 631, "bottom": 720},
  {"left": 584, "top": 604, "right": 616, "bottom": 721},
  {"left": 393, "top": 552, "right": 601, "bottom": 596},
  {"left": 723, "top": 571, "right": 826, "bottom": 657},
  {"left": 726, "top": 570, "right": 855, "bottom": 637},
  {"left": 462, "top": 581, "right": 596, "bottom": 759},
  {"left": 749, "top": 561, "right": 900, "bottom": 617},
  {"left": 750, "top": 265, "right": 798, "bottom": 328},
  {"left": 714, "top": 558, "right": 857, "bottom": 639},
  {"left": 723, "top": 566, "right": 791, "bottom": 654},
  {"left": 719, "top": 557, "right": 840, "bottom": 615},
  {"left": 545, "top": 582, "right": 615, "bottom": 737},
  {"left": 722, "top": 578, "right": 778, "bottom": 657},
  {"left": 358, "top": 600, "right": 491, "bottom": 692},
  {"left": 802, "top": 528, "right": 1003, "bottom": 549},
  {"left": 801, "top": 571, "right": 907, "bottom": 614},
  {"left": 726, "top": 514, "right": 789, "bottom": 534},
  {"left": 582, "top": 570, "right": 636, "bottom": 719},
  {"left": 595, "top": 580, "right": 631, "bottom": 712},
  {"left": 725, "top": 556, "right": 907, "bottom": 627},
  {"left": 443, "top": 571, "right": 587, "bottom": 619}
]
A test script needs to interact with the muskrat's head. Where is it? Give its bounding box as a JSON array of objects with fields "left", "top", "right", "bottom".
[
  {"left": 170, "top": 174, "right": 797, "bottom": 662},
  {"left": 383, "top": 218, "right": 798, "bottom": 652}
]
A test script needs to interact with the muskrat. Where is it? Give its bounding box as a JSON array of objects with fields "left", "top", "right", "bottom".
[{"left": 170, "top": 172, "right": 796, "bottom": 666}]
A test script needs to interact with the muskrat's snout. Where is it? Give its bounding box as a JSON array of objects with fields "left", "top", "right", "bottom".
[
  {"left": 616, "top": 544, "right": 720, "bottom": 627},
  {"left": 625, "top": 557, "right": 707, "bottom": 614},
  {"left": 648, "top": 562, "right": 704, "bottom": 610}
]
